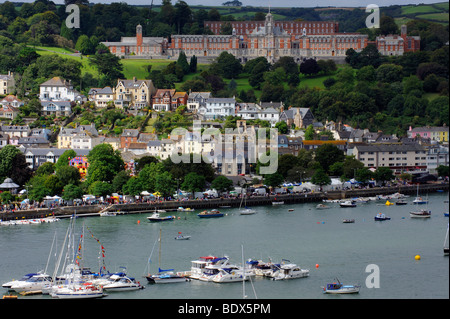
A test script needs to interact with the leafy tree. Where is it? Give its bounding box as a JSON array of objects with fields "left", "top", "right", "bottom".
[
  {"left": 88, "top": 181, "right": 113, "bottom": 197},
  {"left": 211, "top": 175, "right": 234, "bottom": 193},
  {"left": 35, "top": 162, "right": 55, "bottom": 176},
  {"left": 56, "top": 165, "right": 81, "bottom": 187},
  {"left": 355, "top": 167, "right": 374, "bottom": 183},
  {"left": 27, "top": 175, "right": 50, "bottom": 202},
  {"left": 304, "top": 124, "right": 315, "bottom": 140},
  {"left": 374, "top": 167, "right": 394, "bottom": 184},
  {"left": 75, "top": 34, "right": 95, "bottom": 55},
  {"left": 90, "top": 44, "right": 124, "bottom": 86},
  {"left": 181, "top": 172, "right": 206, "bottom": 197},
  {"left": 55, "top": 149, "right": 77, "bottom": 170},
  {"left": 376, "top": 64, "right": 403, "bottom": 83},
  {"left": 300, "top": 58, "right": 320, "bottom": 76},
  {"left": 155, "top": 171, "right": 175, "bottom": 198},
  {"left": 112, "top": 170, "right": 130, "bottom": 193},
  {"left": 87, "top": 143, "right": 124, "bottom": 185},
  {"left": 62, "top": 184, "right": 83, "bottom": 201},
  {"left": 437, "top": 165, "right": 449, "bottom": 177},
  {"left": 0, "top": 191, "right": 14, "bottom": 204},
  {"left": 138, "top": 162, "right": 163, "bottom": 192},
  {"left": 314, "top": 144, "right": 345, "bottom": 174},
  {"left": 122, "top": 177, "right": 143, "bottom": 196},
  {"left": 263, "top": 173, "right": 284, "bottom": 188},
  {"left": 8, "top": 152, "right": 33, "bottom": 187},
  {"left": 214, "top": 51, "right": 242, "bottom": 79},
  {"left": 275, "top": 121, "right": 288, "bottom": 134},
  {"left": 277, "top": 154, "right": 300, "bottom": 178},
  {"left": 311, "top": 169, "right": 331, "bottom": 186}
]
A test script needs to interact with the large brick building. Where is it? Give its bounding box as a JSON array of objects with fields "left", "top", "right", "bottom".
[{"left": 102, "top": 12, "right": 419, "bottom": 62}]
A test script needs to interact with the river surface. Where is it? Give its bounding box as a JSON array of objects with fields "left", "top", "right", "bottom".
[{"left": 1, "top": 192, "right": 448, "bottom": 299}]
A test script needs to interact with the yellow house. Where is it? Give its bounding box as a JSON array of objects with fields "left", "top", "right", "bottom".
[{"left": 113, "top": 77, "right": 156, "bottom": 109}]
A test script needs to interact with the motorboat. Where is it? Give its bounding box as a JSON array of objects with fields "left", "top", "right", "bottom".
[
  {"left": 146, "top": 270, "right": 189, "bottom": 284},
  {"left": 272, "top": 201, "right": 284, "bottom": 205},
  {"left": 395, "top": 199, "right": 408, "bottom": 205},
  {"left": 410, "top": 209, "right": 431, "bottom": 218},
  {"left": 240, "top": 208, "right": 257, "bottom": 215},
  {"left": 175, "top": 232, "right": 191, "bottom": 240},
  {"left": 269, "top": 263, "right": 309, "bottom": 280},
  {"left": 212, "top": 268, "right": 255, "bottom": 283},
  {"left": 147, "top": 212, "right": 175, "bottom": 222},
  {"left": 198, "top": 258, "right": 239, "bottom": 282},
  {"left": 2, "top": 273, "right": 40, "bottom": 290},
  {"left": 100, "top": 212, "right": 121, "bottom": 217},
  {"left": 197, "top": 210, "right": 223, "bottom": 218},
  {"left": 374, "top": 213, "right": 390, "bottom": 221},
  {"left": 342, "top": 219, "right": 355, "bottom": 223},
  {"left": 187, "top": 256, "right": 231, "bottom": 280},
  {"left": 323, "top": 279, "right": 360, "bottom": 294},
  {"left": 102, "top": 274, "right": 144, "bottom": 291},
  {"left": 177, "top": 207, "right": 195, "bottom": 212},
  {"left": 340, "top": 200, "right": 356, "bottom": 208},
  {"left": 51, "top": 284, "right": 105, "bottom": 299},
  {"left": 245, "top": 259, "right": 277, "bottom": 277},
  {"left": 316, "top": 204, "right": 330, "bottom": 209},
  {"left": 9, "top": 273, "right": 53, "bottom": 293},
  {"left": 413, "top": 197, "right": 428, "bottom": 205}
]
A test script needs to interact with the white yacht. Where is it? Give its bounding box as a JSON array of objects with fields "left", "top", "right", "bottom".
[
  {"left": 102, "top": 274, "right": 144, "bottom": 291},
  {"left": 2, "top": 273, "right": 39, "bottom": 290},
  {"left": 212, "top": 268, "right": 255, "bottom": 283},
  {"left": 187, "top": 256, "right": 231, "bottom": 280},
  {"left": 9, "top": 273, "right": 53, "bottom": 293},
  {"left": 51, "top": 284, "right": 105, "bottom": 299},
  {"left": 269, "top": 263, "right": 309, "bottom": 280}
]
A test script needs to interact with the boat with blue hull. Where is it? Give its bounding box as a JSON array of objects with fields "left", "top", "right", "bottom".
[
  {"left": 197, "top": 210, "right": 223, "bottom": 218},
  {"left": 374, "top": 213, "right": 390, "bottom": 221},
  {"left": 323, "top": 279, "right": 360, "bottom": 294}
]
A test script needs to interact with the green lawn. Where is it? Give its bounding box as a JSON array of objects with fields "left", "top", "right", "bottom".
[
  {"left": 401, "top": 5, "right": 441, "bottom": 15},
  {"left": 416, "top": 12, "right": 449, "bottom": 22},
  {"left": 121, "top": 59, "right": 173, "bottom": 79}
]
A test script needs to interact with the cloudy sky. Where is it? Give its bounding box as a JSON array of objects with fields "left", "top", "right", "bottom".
[{"left": 39, "top": 0, "right": 447, "bottom": 8}]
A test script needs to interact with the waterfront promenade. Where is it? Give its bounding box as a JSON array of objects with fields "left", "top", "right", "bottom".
[{"left": 1, "top": 182, "right": 448, "bottom": 221}]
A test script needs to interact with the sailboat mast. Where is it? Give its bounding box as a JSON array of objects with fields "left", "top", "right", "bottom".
[{"left": 159, "top": 228, "right": 162, "bottom": 271}]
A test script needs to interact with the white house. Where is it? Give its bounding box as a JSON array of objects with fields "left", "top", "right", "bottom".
[
  {"left": 39, "top": 77, "right": 84, "bottom": 102},
  {"left": 88, "top": 87, "right": 114, "bottom": 108},
  {"left": 186, "top": 92, "right": 211, "bottom": 112},
  {"left": 199, "top": 98, "right": 236, "bottom": 120},
  {"left": 41, "top": 101, "right": 72, "bottom": 116}
]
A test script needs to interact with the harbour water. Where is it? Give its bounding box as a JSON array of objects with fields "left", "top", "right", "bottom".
[{"left": 1, "top": 192, "right": 448, "bottom": 300}]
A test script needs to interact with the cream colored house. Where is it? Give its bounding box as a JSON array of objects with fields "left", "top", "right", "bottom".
[
  {"left": 57, "top": 124, "right": 98, "bottom": 149},
  {"left": 0, "top": 72, "right": 15, "bottom": 95},
  {"left": 88, "top": 87, "right": 114, "bottom": 108},
  {"left": 114, "top": 77, "right": 156, "bottom": 109}
]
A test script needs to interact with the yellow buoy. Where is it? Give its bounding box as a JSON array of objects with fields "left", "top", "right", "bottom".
[{"left": 415, "top": 255, "right": 421, "bottom": 260}]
